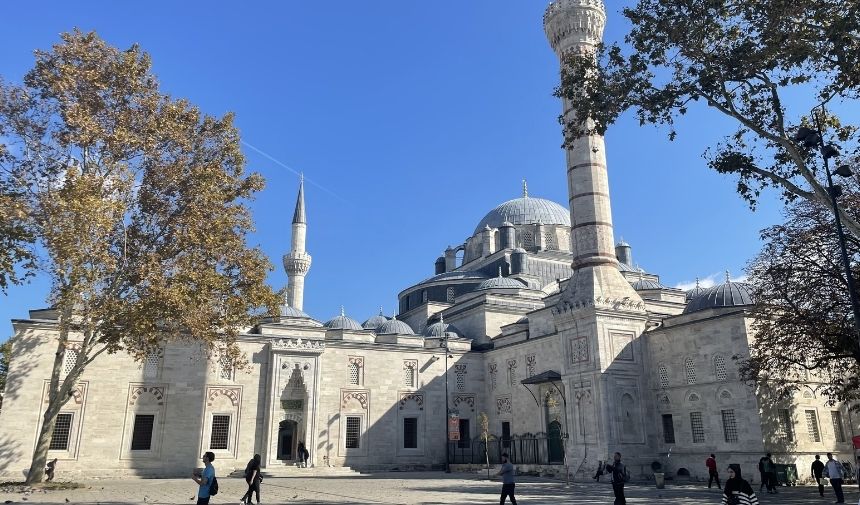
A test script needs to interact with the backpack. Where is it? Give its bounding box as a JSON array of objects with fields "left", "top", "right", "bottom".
[{"left": 209, "top": 476, "right": 219, "bottom": 496}]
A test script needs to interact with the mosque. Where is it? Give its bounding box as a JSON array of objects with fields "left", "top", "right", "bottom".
[{"left": 0, "top": 0, "right": 856, "bottom": 481}]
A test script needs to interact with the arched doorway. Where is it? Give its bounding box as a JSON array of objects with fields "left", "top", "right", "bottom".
[
  {"left": 547, "top": 420, "right": 564, "bottom": 463},
  {"left": 278, "top": 420, "right": 298, "bottom": 461}
]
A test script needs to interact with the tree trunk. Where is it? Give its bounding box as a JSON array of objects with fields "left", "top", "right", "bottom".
[{"left": 26, "top": 405, "right": 61, "bottom": 484}]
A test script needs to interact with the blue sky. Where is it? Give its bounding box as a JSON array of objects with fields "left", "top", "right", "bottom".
[{"left": 0, "top": 1, "right": 791, "bottom": 336}]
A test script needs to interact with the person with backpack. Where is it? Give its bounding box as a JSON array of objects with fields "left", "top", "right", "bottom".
[
  {"left": 192, "top": 451, "right": 218, "bottom": 505},
  {"left": 240, "top": 454, "right": 262, "bottom": 505},
  {"left": 297, "top": 441, "right": 310, "bottom": 468},
  {"left": 722, "top": 465, "right": 759, "bottom": 505},
  {"left": 757, "top": 453, "right": 776, "bottom": 494},
  {"left": 605, "top": 452, "right": 628, "bottom": 505}
]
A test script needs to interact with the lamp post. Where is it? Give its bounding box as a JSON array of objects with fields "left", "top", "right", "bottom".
[
  {"left": 792, "top": 108, "right": 860, "bottom": 347},
  {"left": 440, "top": 315, "right": 451, "bottom": 473}
]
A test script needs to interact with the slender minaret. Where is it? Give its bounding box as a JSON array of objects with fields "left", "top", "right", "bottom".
[
  {"left": 283, "top": 176, "right": 312, "bottom": 311},
  {"left": 544, "top": 0, "right": 641, "bottom": 304}
]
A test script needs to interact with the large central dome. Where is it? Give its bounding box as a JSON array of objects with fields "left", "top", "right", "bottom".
[{"left": 473, "top": 196, "right": 570, "bottom": 235}]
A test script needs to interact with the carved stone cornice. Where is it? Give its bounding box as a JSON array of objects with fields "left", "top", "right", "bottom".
[{"left": 270, "top": 337, "right": 325, "bottom": 353}]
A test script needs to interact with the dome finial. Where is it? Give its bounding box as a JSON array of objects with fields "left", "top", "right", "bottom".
[
  {"left": 725, "top": 270, "right": 731, "bottom": 283},
  {"left": 340, "top": 305, "right": 345, "bottom": 317},
  {"left": 695, "top": 277, "right": 700, "bottom": 289},
  {"left": 522, "top": 178, "right": 528, "bottom": 198},
  {"left": 498, "top": 266, "right": 503, "bottom": 278},
  {"left": 379, "top": 306, "right": 384, "bottom": 316},
  {"left": 392, "top": 309, "right": 397, "bottom": 321}
]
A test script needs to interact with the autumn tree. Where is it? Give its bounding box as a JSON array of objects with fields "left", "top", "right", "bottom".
[
  {"left": 0, "top": 340, "right": 10, "bottom": 412},
  {"left": 556, "top": 0, "right": 860, "bottom": 236},
  {"left": 740, "top": 170, "right": 860, "bottom": 402},
  {"left": 0, "top": 30, "right": 280, "bottom": 484}
]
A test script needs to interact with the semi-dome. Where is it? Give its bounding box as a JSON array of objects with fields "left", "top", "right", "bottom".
[
  {"left": 477, "top": 270, "right": 526, "bottom": 291},
  {"left": 324, "top": 308, "right": 363, "bottom": 330},
  {"left": 362, "top": 310, "right": 389, "bottom": 330},
  {"left": 631, "top": 278, "right": 665, "bottom": 290},
  {"left": 683, "top": 281, "right": 754, "bottom": 314},
  {"left": 473, "top": 196, "right": 570, "bottom": 235},
  {"left": 376, "top": 318, "right": 416, "bottom": 335},
  {"left": 424, "top": 321, "right": 465, "bottom": 339}
]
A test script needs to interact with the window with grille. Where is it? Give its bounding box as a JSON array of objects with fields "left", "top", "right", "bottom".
[
  {"left": 209, "top": 415, "right": 230, "bottom": 450},
  {"left": 489, "top": 365, "right": 497, "bottom": 391},
  {"left": 544, "top": 232, "right": 558, "bottom": 250},
  {"left": 446, "top": 287, "right": 455, "bottom": 303},
  {"left": 501, "top": 422, "right": 511, "bottom": 448},
  {"left": 684, "top": 357, "right": 697, "bottom": 384},
  {"left": 662, "top": 414, "right": 675, "bottom": 443},
  {"left": 403, "top": 417, "right": 418, "bottom": 449},
  {"left": 348, "top": 362, "right": 360, "bottom": 386},
  {"left": 62, "top": 349, "right": 78, "bottom": 376},
  {"left": 345, "top": 416, "right": 361, "bottom": 449},
  {"left": 131, "top": 414, "right": 155, "bottom": 451},
  {"left": 521, "top": 231, "right": 534, "bottom": 249},
  {"left": 458, "top": 418, "right": 470, "bottom": 448},
  {"left": 507, "top": 361, "right": 517, "bottom": 386},
  {"left": 802, "top": 389, "right": 814, "bottom": 399},
  {"left": 690, "top": 412, "right": 705, "bottom": 443},
  {"left": 777, "top": 408, "right": 794, "bottom": 441},
  {"left": 719, "top": 390, "right": 732, "bottom": 400},
  {"left": 526, "top": 355, "right": 536, "bottom": 378},
  {"left": 721, "top": 409, "right": 738, "bottom": 443},
  {"left": 714, "top": 355, "right": 727, "bottom": 381},
  {"left": 805, "top": 410, "right": 821, "bottom": 442},
  {"left": 456, "top": 372, "right": 466, "bottom": 391},
  {"left": 421, "top": 290, "right": 428, "bottom": 303},
  {"left": 49, "top": 413, "right": 73, "bottom": 451},
  {"left": 218, "top": 354, "right": 232, "bottom": 380},
  {"left": 658, "top": 365, "right": 669, "bottom": 388},
  {"left": 402, "top": 362, "right": 416, "bottom": 388},
  {"left": 571, "top": 337, "right": 589, "bottom": 363},
  {"left": 831, "top": 411, "right": 846, "bottom": 443},
  {"left": 143, "top": 351, "right": 160, "bottom": 379}
]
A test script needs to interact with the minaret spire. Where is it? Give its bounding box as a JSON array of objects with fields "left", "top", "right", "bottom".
[{"left": 283, "top": 176, "right": 312, "bottom": 310}]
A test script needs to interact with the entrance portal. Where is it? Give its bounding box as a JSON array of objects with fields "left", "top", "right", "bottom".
[
  {"left": 278, "top": 420, "right": 298, "bottom": 461},
  {"left": 547, "top": 420, "right": 564, "bottom": 463}
]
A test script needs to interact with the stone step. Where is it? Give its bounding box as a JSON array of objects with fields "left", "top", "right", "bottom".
[{"left": 260, "top": 465, "right": 362, "bottom": 478}]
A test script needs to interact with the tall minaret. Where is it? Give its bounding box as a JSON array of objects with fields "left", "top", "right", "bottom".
[
  {"left": 283, "top": 176, "right": 312, "bottom": 310},
  {"left": 544, "top": 0, "right": 641, "bottom": 304}
]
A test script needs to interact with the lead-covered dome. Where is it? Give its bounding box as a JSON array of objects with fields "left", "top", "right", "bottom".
[
  {"left": 477, "top": 273, "right": 526, "bottom": 291},
  {"left": 424, "top": 321, "right": 464, "bottom": 339},
  {"left": 683, "top": 282, "right": 754, "bottom": 314},
  {"left": 362, "top": 311, "right": 389, "bottom": 330},
  {"left": 324, "top": 309, "right": 363, "bottom": 330},
  {"left": 473, "top": 196, "right": 570, "bottom": 235},
  {"left": 377, "top": 318, "right": 416, "bottom": 335}
]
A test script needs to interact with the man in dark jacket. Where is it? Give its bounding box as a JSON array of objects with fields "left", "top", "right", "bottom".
[
  {"left": 811, "top": 454, "right": 825, "bottom": 497},
  {"left": 605, "top": 452, "right": 626, "bottom": 505}
]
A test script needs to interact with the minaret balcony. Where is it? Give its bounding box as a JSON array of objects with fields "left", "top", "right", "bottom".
[{"left": 283, "top": 252, "right": 312, "bottom": 275}]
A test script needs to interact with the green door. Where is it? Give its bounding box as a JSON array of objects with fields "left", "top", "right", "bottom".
[{"left": 547, "top": 420, "right": 564, "bottom": 463}]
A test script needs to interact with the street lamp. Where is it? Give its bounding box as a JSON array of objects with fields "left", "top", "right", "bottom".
[{"left": 792, "top": 109, "right": 860, "bottom": 348}]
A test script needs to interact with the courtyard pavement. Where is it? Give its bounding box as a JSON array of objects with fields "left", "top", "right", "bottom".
[{"left": 2, "top": 472, "right": 858, "bottom": 504}]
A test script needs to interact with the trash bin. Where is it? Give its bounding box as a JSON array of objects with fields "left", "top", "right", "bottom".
[
  {"left": 654, "top": 472, "right": 665, "bottom": 489},
  {"left": 773, "top": 463, "right": 798, "bottom": 486}
]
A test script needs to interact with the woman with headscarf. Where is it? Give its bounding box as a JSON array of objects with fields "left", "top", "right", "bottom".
[{"left": 721, "top": 465, "right": 759, "bottom": 505}]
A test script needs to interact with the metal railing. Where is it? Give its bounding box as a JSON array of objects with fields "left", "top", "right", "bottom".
[{"left": 448, "top": 432, "right": 565, "bottom": 466}]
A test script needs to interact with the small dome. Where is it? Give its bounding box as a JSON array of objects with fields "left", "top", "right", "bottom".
[
  {"left": 618, "top": 262, "right": 643, "bottom": 273},
  {"left": 324, "top": 308, "right": 363, "bottom": 330},
  {"left": 474, "top": 196, "right": 570, "bottom": 235},
  {"left": 376, "top": 318, "right": 415, "bottom": 335},
  {"left": 362, "top": 310, "right": 389, "bottom": 330},
  {"left": 424, "top": 321, "right": 464, "bottom": 339},
  {"left": 685, "top": 282, "right": 707, "bottom": 301},
  {"left": 512, "top": 248, "right": 527, "bottom": 254},
  {"left": 477, "top": 270, "right": 526, "bottom": 291},
  {"left": 280, "top": 304, "right": 312, "bottom": 319},
  {"left": 631, "top": 278, "right": 665, "bottom": 290},
  {"left": 515, "top": 316, "right": 529, "bottom": 324},
  {"left": 683, "top": 281, "right": 754, "bottom": 314}
]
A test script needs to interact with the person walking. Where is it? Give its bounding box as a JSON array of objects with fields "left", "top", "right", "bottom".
[
  {"left": 722, "top": 466, "right": 759, "bottom": 505},
  {"left": 706, "top": 454, "right": 721, "bottom": 489},
  {"left": 297, "top": 441, "right": 309, "bottom": 468},
  {"left": 240, "top": 454, "right": 262, "bottom": 505},
  {"left": 811, "top": 454, "right": 826, "bottom": 497},
  {"left": 496, "top": 452, "right": 517, "bottom": 505},
  {"left": 605, "top": 452, "right": 627, "bottom": 505},
  {"left": 757, "top": 453, "right": 776, "bottom": 494},
  {"left": 824, "top": 452, "right": 845, "bottom": 503},
  {"left": 192, "top": 451, "right": 216, "bottom": 505}
]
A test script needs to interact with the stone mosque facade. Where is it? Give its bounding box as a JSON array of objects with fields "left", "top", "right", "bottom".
[{"left": 1, "top": 0, "right": 857, "bottom": 481}]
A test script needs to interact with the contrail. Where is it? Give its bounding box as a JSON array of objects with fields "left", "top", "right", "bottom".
[{"left": 241, "top": 140, "right": 349, "bottom": 204}]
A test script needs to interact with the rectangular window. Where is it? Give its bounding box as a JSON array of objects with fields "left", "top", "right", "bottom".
[
  {"left": 345, "top": 416, "right": 361, "bottom": 449},
  {"left": 458, "top": 418, "right": 470, "bottom": 449},
  {"left": 777, "top": 409, "right": 794, "bottom": 441},
  {"left": 805, "top": 410, "right": 821, "bottom": 442},
  {"left": 662, "top": 414, "right": 675, "bottom": 444},
  {"left": 501, "top": 422, "right": 511, "bottom": 449},
  {"left": 49, "top": 413, "right": 73, "bottom": 451},
  {"left": 209, "top": 415, "right": 230, "bottom": 450},
  {"left": 348, "top": 363, "right": 360, "bottom": 386},
  {"left": 130, "top": 414, "right": 155, "bottom": 451},
  {"left": 690, "top": 412, "right": 705, "bottom": 443},
  {"left": 721, "top": 409, "right": 738, "bottom": 443},
  {"left": 403, "top": 417, "right": 418, "bottom": 449},
  {"left": 142, "top": 351, "right": 160, "bottom": 379},
  {"left": 831, "top": 411, "right": 846, "bottom": 443}
]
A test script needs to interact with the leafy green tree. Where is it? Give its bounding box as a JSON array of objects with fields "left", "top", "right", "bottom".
[
  {"left": 556, "top": 0, "right": 860, "bottom": 236},
  {"left": 741, "top": 171, "right": 860, "bottom": 402},
  {"left": 0, "top": 340, "right": 10, "bottom": 412},
  {"left": 0, "top": 30, "right": 280, "bottom": 484}
]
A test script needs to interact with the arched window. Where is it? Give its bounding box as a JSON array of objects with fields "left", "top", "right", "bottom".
[
  {"left": 684, "top": 357, "right": 697, "bottom": 385},
  {"left": 719, "top": 390, "right": 732, "bottom": 400},
  {"left": 658, "top": 365, "right": 669, "bottom": 388},
  {"left": 714, "top": 355, "right": 727, "bottom": 381}
]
